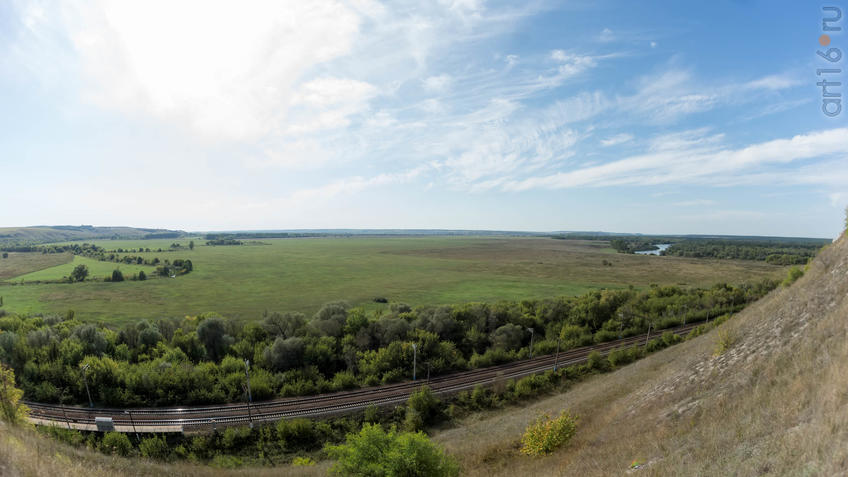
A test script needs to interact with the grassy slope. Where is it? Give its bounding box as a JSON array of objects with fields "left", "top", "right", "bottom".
[
  {"left": 0, "top": 237, "right": 784, "bottom": 324},
  {"left": 435, "top": 234, "right": 848, "bottom": 476}
]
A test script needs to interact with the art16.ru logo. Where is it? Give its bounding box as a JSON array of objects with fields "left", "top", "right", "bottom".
[{"left": 818, "top": 6, "right": 843, "bottom": 117}]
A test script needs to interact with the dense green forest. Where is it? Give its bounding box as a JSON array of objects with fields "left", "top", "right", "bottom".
[
  {"left": 609, "top": 238, "right": 659, "bottom": 253},
  {"left": 662, "top": 240, "right": 823, "bottom": 264},
  {"left": 595, "top": 235, "right": 828, "bottom": 264},
  {"left": 0, "top": 279, "right": 777, "bottom": 407}
]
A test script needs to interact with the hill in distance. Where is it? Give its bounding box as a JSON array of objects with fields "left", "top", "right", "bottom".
[{"left": 0, "top": 226, "right": 185, "bottom": 244}]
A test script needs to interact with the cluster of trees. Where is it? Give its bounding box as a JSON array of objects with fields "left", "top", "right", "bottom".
[
  {"left": 662, "top": 240, "right": 822, "bottom": 263},
  {"left": 609, "top": 238, "right": 660, "bottom": 254},
  {"left": 206, "top": 239, "right": 243, "bottom": 246},
  {"left": 0, "top": 279, "right": 776, "bottom": 408},
  {"left": 155, "top": 259, "right": 193, "bottom": 277}
]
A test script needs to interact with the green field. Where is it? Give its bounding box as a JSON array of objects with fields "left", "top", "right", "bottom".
[
  {"left": 0, "top": 251, "right": 74, "bottom": 280},
  {"left": 0, "top": 236, "right": 787, "bottom": 323},
  {"left": 14, "top": 255, "right": 154, "bottom": 282}
]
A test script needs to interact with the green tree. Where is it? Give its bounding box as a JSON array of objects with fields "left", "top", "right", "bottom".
[
  {"left": 101, "top": 431, "right": 133, "bottom": 456},
  {"left": 189, "top": 240, "right": 195, "bottom": 250},
  {"left": 263, "top": 336, "right": 305, "bottom": 371},
  {"left": 139, "top": 434, "right": 170, "bottom": 459},
  {"left": 70, "top": 264, "right": 89, "bottom": 282},
  {"left": 197, "top": 316, "right": 233, "bottom": 362},
  {"left": 111, "top": 269, "right": 124, "bottom": 282},
  {"left": 0, "top": 364, "right": 29, "bottom": 423},
  {"left": 138, "top": 270, "right": 147, "bottom": 281},
  {"left": 326, "top": 423, "right": 459, "bottom": 477},
  {"left": 1, "top": 252, "right": 8, "bottom": 258}
]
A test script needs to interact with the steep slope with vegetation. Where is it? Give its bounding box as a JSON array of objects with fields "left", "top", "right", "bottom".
[{"left": 436, "top": 233, "right": 847, "bottom": 476}]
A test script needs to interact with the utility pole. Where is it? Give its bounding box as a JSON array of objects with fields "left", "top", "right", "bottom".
[
  {"left": 527, "top": 328, "right": 535, "bottom": 359},
  {"left": 244, "top": 359, "right": 253, "bottom": 428},
  {"left": 244, "top": 360, "right": 253, "bottom": 404},
  {"left": 553, "top": 337, "right": 561, "bottom": 372},
  {"left": 411, "top": 344, "right": 417, "bottom": 381},
  {"left": 644, "top": 321, "right": 652, "bottom": 350},
  {"left": 80, "top": 364, "right": 93, "bottom": 408},
  {"left": 125, "top": 410, "right": 139, "bottom": 442},
  {"left": 62, "top": 402, "right": 70, "bottom": 430}
]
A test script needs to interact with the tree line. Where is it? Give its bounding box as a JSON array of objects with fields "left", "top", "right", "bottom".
[
  {"left": 0, "top": 279, "right": 777, "bottom": 407},
  {"left": 662, "top": 240, "right": 822, "bottom": 264}
]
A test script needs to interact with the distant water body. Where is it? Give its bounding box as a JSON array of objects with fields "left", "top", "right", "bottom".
[{"left": 635, "top": 243, "right": 671, "bottom": 256}]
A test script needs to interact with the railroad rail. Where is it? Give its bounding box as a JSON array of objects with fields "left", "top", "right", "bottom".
[{"left": 26, "top": 322, "right": 702, "bottom": 433}]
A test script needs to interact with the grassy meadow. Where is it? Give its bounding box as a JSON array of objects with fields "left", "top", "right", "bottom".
[{"left": 0, "top": 236, "right": 786, "bottom": 324}]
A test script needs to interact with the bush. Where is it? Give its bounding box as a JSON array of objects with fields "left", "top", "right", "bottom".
[
  {"left": 782, "top": 266, "right": 804, "bottom": 287},
  {"left": 101, "top": 431, "right": 133, "bottom": 456},
  {"left": 326, "top": 423, "right": 459, "bottom": 477},
  {"left": 139, "top": 435, "right": 170, "bottom": 460},
  {"left": 520, "top": 411, "right": 578, "bottom": 456},
  {"left": 406, "top": 386, "right": 440, "bottom": 429},
  {"left": 292, "top": 456, "right": 316, "bottom": 466},
  {"left": 111, "top": 269, "right": 124, "bottom": 282},
  {"left": 713, "top": 328, "right": 737, "bottom": 356},
  {"left": 0, "top": 364, "right": 29, "bottom": 424},
  {"left": 587, "top": 351, "right": 607, "bottom": 371}
]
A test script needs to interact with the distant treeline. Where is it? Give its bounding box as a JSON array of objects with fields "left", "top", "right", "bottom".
[
  {"left": 609, "top": 239, "right": 659, "bottom": 254},
  {"left": 204, "top": 232, "right": 322, "bottom": 240},
  {"left": 206, "top": 239, "right": 243, "bottom": 246},
  {"left": 555, "top": 234, "right": 828, "bottom": 264},
  {"left": 0, "top": 279, "right": 777, "bottom": 406},
  {"left": 663, "top": 240, "right": 822, "bottom": 264}
]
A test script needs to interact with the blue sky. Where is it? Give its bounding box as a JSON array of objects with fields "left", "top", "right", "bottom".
[{"left": 1, "top": 0, "right": 846, "bottom": 237}]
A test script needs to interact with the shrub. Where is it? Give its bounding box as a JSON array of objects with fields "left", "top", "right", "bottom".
[
  {"left": 520, "top": 411, "right": 578, "bottom": 456},
  {"left": 0, "top": 364, "right": 29, "bottom": 424},
  {"left": 210, "top": 454, "right": 243, "bottom": 468},
  {"left": 782, "top": 266, "right": 804, "bottom": 287},
  {"left": 139, "top": 435, "right": 170, "bottom": 460},
  {"left": 713, "top": 328, "right": 737, "bottom": 356},
  {"left": 101, "top": 431, "right": 133, "bottom": 456},
  {"left": 587, "top": 351, "right": 607, "bottom": 371},
  {"left": 111, "top": 269, "right": 124, "bottom": 282},
  {"left": 406, "top": 386, "right": 441, "bottom": 429},
  {"left": 606, "top": 347, "right": 632, "bottom": 367},
  {"left": 292, "top": 456, "right": 316, "bottom": 466},
  {"left": 326, "top": 423, "right": 459, "bottom": 477}
]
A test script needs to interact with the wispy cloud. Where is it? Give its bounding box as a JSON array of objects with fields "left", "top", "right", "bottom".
[
  {"left": 499, "top": 128, "right": 848, "bottom": 191},
  {"left": 600, "top": 133, "right": 633, "bottom": 147}
]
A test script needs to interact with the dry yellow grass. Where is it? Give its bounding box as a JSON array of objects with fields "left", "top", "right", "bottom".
[{"left": 435, "top": 234, "right": 848, "bottom": 476}]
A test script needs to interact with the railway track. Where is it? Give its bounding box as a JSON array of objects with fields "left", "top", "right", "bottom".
[{"left": 26, "top": 322, "right": 702, "bottom": 433}]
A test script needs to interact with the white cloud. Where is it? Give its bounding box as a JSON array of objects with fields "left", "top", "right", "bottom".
[
  {"left": 500, "top": 128, "right": 848, "bottom": 191},
  {"left": 600, "top": 133, "right": 633, "bottom": 147},
  {"left": 423, "top": 74, "right": 453, "bottom": 92},
  {"left": 745, "top": 74, "right": 802, "bottom": 91},
  {"left": 62, "top": 0, "right": 364, "bottom": 141},
  {"left": 599, "top": 28, "right": 615, "bottom": 42}
]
